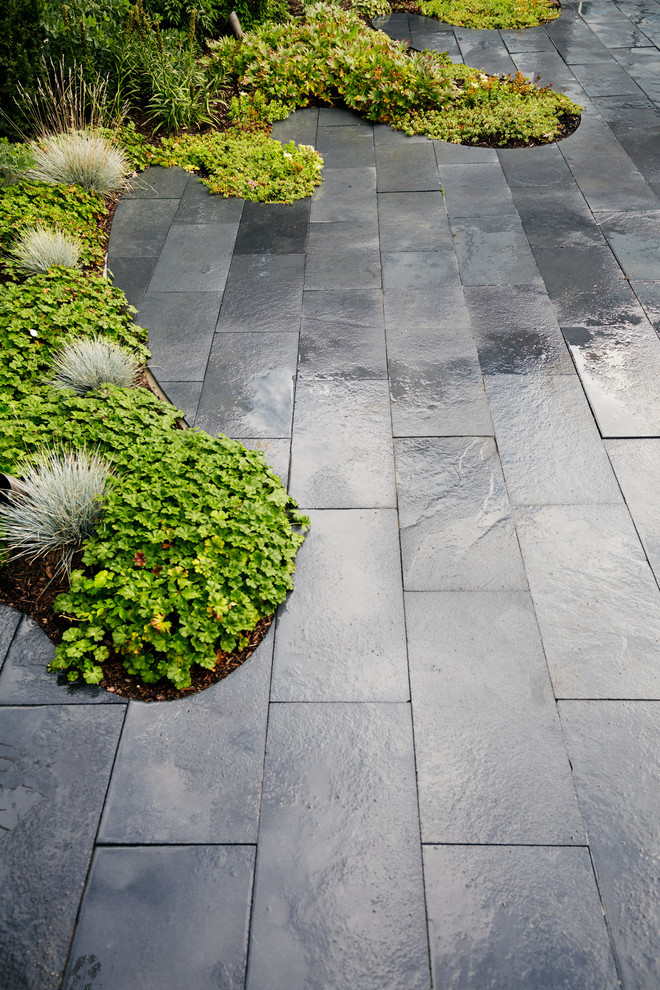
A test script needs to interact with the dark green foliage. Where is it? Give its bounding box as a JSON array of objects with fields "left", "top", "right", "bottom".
[
  {"left": 0, "top": 387, "right": 307, "bottom": 687},
  {"left": 0, "top": 0, "right": 45, "bottom": 137},
  {"left": 0, "top": 270, "right": 149, "bottom": 402}
]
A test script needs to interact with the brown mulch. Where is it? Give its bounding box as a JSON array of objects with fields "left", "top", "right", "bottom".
[{"left": 0, "top": 549, "right": 273, "bottom": 702}]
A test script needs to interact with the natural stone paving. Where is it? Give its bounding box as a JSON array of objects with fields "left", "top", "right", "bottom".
[{"left": 2, "top": 2, "right": 660, "bottom": 986}]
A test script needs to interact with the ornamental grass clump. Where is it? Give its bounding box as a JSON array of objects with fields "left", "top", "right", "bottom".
[
  {"left": 27, "top": 130, "right": 130, "bottom": 197},
  {"left": 9, "top": 224, "right": 82, "bottom": 275},
  {"left": 0, "top": 448, "right": 111, "bottom": 575},
  {"left": 51, "top": 336, "right": 139, "bottom": 395}
]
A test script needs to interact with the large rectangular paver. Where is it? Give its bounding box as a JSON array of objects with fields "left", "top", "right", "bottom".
[
  {"left": 387, "top": 322, "right": 493, "bottom": 437},
  {"left": 407, "top": 591, "right": 584, "bottom": 843},
  {"left": 465, "top": 282, "right": 574, "bottom": 375},
  {"left": 395, "top": 437, "right": 527, "bottom": 591},
  {"left": 450, "top": 216, "right": 540, "bottom": 285},
  {"left": 138, "top": 291, "right": 221, "bottom": 382},
  {"left": 423, "top": 845, "right": 619, "bottom": 990},
  {"left": 562, "top": 321, "right": 660, "bottom": 437},
  {"left": 174, "top": 176, "right": 244, "bottom": 223},
  {"left": 107, "top": 199, "right": 178, "bottom": 260},
  {"left": 598, "top": 210, "right": 660, "bottom": 279},
  {"left": 149, "top": 223, "right": 237, "bottom": 292},
  {"left": 377, "top": 191, "right": 450, "bottom": 252},
  {"left": 304, "top": 221, "right": 381, "bottom": 290},
  {"left": 215, "top": 254, "right": 305, "bottom": 333},
  {"left": 246, "top": 703, "right": 429, "bottom": 990},
  {"left": 485, "top": 374, "right": 621, "bottom": 503},
  {"left": 63, "top": 846, "right": 255, "bottom": 990},
  {"left": 289, "top": 380, "right": 395, "bottom": 507},
  {"left": 375, "top": 142, "right": 440, "bottom": 192},
  {"left": 98, "top": 631, "right": 273, "bottom": 843},
  {"left": 515, "top": 504, "right": 660, "bottom": 698},
  {"left": 560, "top": 700, "right": 660, "bottom": 990},
  {"left": 234, "top": 200, "right": 310, "bottom": 254},
  {"left": 271, "top": 509, "right": 409, "bottom": 701},
  {"left": 0, "top": 707, "right": 124, "bottom": 990},
  {"left": 310, "top": 167, "right": 377, "bottom": 222},
  {"left": 298, "top": 289, "right": 387, "bottom": 381},
  {"left": 195, "top": 331, "right": 298, "bottom": 438},
  {"left": 438, "top": 163, "right": 517, "bottom": 217}
]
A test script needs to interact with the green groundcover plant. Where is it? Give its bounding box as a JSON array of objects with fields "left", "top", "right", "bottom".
[
  {"left": 207, "top": 5, "right": 580, "bottom": 146},
  {"left": 419, "top": 0, "right": 559, "bottom": 30},
  {"left": 0, "top": 387, "right": 308, "bottom": 688},
  {"left": 0, "top": 181, "right": 106, "bottom": 273},
  {"left": 0, "top": 270, "right": 148, "bottom": 401}
]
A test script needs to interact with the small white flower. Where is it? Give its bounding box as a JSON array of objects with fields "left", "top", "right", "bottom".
[
  {"left": 29, "top": 329, "right": 38, "bottom": 337},
  {"left": 283, "top": 152, "right": 293, "bottom": 159}
]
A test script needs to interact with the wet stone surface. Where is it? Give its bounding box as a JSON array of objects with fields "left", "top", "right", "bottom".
[
  {"left": 560, "top": 701, "right": 660, "bottom": 990},
  {"left": 0, "top": 707, "right": 124, "bottom": 990},
  {"left": 423, "top": 845, "right": 620, "bottom": 990},
  {"left": 63, "top": 846, "right": 255, "bottom": 990},
  {"left": 395, "top": 437, "right": 527, "bottom": 591},
  {"left": 515, "top": 504, "right": 660, "bottom": 699},
  {"left": 406, "top": 591, "right": 583, "bottom": 844},
  {"left": 271, "top": 509, "right": 409, "bottom": 702},
  {"left": 247, "top": 703, "right": 428, "bottom": 990},
  {"left": 98, "top": 631, "right": 274, "bottom": 843}
]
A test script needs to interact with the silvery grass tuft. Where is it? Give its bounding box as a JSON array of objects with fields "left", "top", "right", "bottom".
[
  {"left": 51, "top": 336, "right": 140, "bottom": 395},
  {"left": 27, "top": 129, "right": 130, "bottom": 197},
  {"left": 15, "top": 60, "right": 121, "bottom": 138},
  {"left": 9, "top": 224, "right": 83, "bottom": 275},
  {"left": 0, "top": 449, "right": 112, "bottom": 575}
]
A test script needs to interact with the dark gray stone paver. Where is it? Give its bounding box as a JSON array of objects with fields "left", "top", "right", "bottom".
[
  {"left": 377, "top": 191, "right": 450, "bottom": 252},
  {"left": 63, "top": 846, "right": 255, "bottom": 990},
  {"left": 215, "top": 253, "right": 305, "bottom": 334},
  {"left": 374, "top": 141, "right": 441, "bottom": 192},
  {"left": 107, "top": 198, "right": 179, "bottom": 260},
  {"left": 387, "top": 321, "right": 493, "bottom": 437},
  {"left": 464, "top": 282, "right": 574, "bottom": 375},
  {"left": 395, "top": 437, "right": 527, "bottom": 591},
  {"left": 598, "top": 209, "right": 660, "bottom": 279},
  {"left": 246, "top": 703, "right": 428, "bottom": 990},
  {"left": 484, "top": 374, "right": 621, "bottom": 503},
  {"left": 450, "top": 215, "right": 541, "bottom": 284},
  {"left": 304, "top": 221, "right": 381, "bottom": 289},
  {"left": 438, "top": 162, "right": 517, "bottom": 217},
  {"left": 515, "top": 504, "right": 660, "bottom": 698},
  {"left": 407, "top": 591, "right": 583, "bottom": 844},
  {"left": 195, "top": 331, "right": 298, "bottom": 437},
  {"left": 108, "top": 256, "right": 157, "bottom": 308},
  {"left": 298, "top": 288, "right": 388, "bottom": 381},
  {"left": 289, "top": 379, "right": 395, "bottom": 507},
  {"left": 560, "top": 701, "right": 660, "bottom": 990},
  {"left": 0, "top": 616, "right": 125, "bottom": 705},
  {"left": 138, "top": 290, "right": 221, "bottom": 381},
  {"left": 174, "top": 177, "right": 244, "bottom": 223},
  {"left": 271, "top": 509, "right": 408, "bottom": 701},
  {"left": 149, "top": 223, "right": 237, "bottom": 292},
  {"left": 423, "top": 845, "right": 620, "bottom": 990},
  {"left": 124, "top": 164, "right": 190, "bottom": 199},
  {"left": 234, "top": 199, "right": 310, "bottom": 254},
  {"left": 310, "top": 167, "right": 377, "bottom": 222},
  {"left": 99, "top": 630, "right": 273, "bottom": 843},
  {"left": 0, "top": 707, "right": 124, "bottom": 990}
]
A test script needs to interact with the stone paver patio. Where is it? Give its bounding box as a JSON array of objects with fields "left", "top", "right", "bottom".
[{"left": 2, "top": 2, "right": 660, "bottom": 986}]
